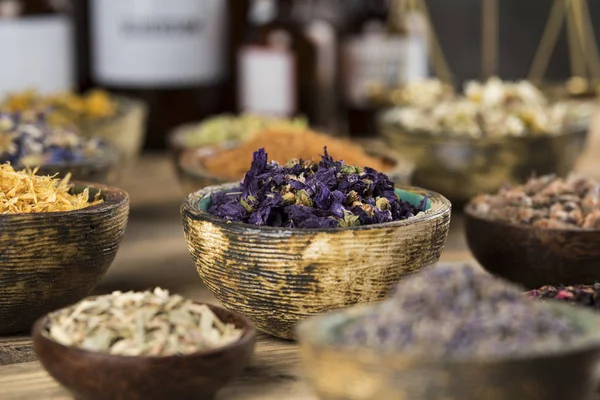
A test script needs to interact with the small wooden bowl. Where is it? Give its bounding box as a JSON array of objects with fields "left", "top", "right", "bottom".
[
  {"left": 464, "top": 205, "right": 600, "bottom": 289},
  {"left": 15, "top": 146, "right": 121, "bottom": 184},
  {"left": 174, "top": 141, "right": 415, "bottom": 195},
  {"left": 296, "top": 302, "right": 600, "bottom": 400},
  {"left": 181, "top": 184, "right": 451, "bottom": 340},
  {"left": 0, "top": 182, "right": 129, "bottom": 334},
  {"left": 379, "top": 111, "right": 589, "bottom": 204},
  {"left": 32, "top": 303, "right": 256, "bottom": 400}
]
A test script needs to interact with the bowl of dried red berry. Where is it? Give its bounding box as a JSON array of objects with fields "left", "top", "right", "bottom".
[
  {"left": 181, "top": 147, "right": 451, "bottom": 340},
  {"left": 465, "top": 174, "right": 600, "bottom": 289}
]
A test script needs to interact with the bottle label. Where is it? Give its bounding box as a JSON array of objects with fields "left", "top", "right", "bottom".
[
  {"left": 343, "top": 33, "right": 427, "bottom": 107},
  {"left": 238, "top": 46, "right": 296, "bottom": 117},
  {"left": 91, "top": 0, "right": 227, "bottom": 87},
  {"left": 0, "top": 17, "right": 73, "bottom": 96}
]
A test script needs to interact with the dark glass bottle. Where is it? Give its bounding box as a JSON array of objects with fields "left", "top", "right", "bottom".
[
  {"left": 237, "top": 0, "right": 318, "bottom": 123},
  {"left": 0, "top": 0, "right": 74, "bottom": 97},
  {"left": 76, "top": 0, "right": 232, "bottom": 150},
  {"left": 340, "top": 0, "right": 428, "bottom": 137}
]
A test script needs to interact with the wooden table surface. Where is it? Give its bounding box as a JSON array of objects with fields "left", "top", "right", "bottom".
[{"left": 2, "top": 112, "right": 600, "bottom": 400}]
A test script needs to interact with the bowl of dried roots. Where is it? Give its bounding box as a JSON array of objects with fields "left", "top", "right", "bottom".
[
  {"left": 32, "top": 288, "right": 256, "bottom": 400},
  {"left": 465, "top": 174, "right": 600, "bottom": 289}
]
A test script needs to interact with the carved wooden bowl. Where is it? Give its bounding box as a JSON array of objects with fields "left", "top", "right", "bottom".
[
  {"left": 181, "top": 184, "right": 451, "bottom": 340},
  {"left": 464, "top": 204, "right": 600, "bottom": 290},
  {"left": 379, "top": 111, "right": 589, "bottom": 205},
  {"left": 0, "top": 182, "right": 129, "bottom": 334},
  {"left": 297, "top": 302, "right": 600, "bottom": 400},
  {"left": 32, "top": 303, "right": 256, "bottom": 400}
]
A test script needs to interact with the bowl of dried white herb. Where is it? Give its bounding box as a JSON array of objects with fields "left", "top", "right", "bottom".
[
  {"left": 0, "top": 164, "right": 129, "bottom": 334},
  {"left": 32, "top": 288, "right": 256, "bottom": 400}
]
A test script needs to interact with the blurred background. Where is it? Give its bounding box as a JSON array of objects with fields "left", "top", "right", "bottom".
[{"left": 1, "top": 0, "right": 600, "bottom": 290}]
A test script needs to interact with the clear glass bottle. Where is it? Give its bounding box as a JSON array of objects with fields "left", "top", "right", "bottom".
[
  {"left": 237, "top": 0, "right": 318, "bottom": 122},
  {"left": 0, "top": 0, "right": 74, "bottom": 97}
]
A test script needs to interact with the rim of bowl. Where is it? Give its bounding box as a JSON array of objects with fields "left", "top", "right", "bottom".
[
  {"left": 32, "top": 302, "right": 257, "bottom": 362},
  {"left": 78, "top": 94, "right": 148, "bottom": 128},
  {"left": 182, "top": 182, "right": 451, "bottom": 233},
  {"left": 176, "top": 140, "right": 416, "bottom": 185},
  {"left": 463, "top": 202, "right": 600, "bottom": 234},
  {"left": 377, "top": 109, "right": 590, "bottom": 145},
  {"left": 296, "top": 301, "right": 600, "bottom": 364},
  {"left": 0, "top": 181, "right": 129, "bottom": 219}
]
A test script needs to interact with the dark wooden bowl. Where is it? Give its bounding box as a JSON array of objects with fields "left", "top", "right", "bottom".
[
  {"left": 297, "top": 302, "right": 600, "bottom": 400},
  {"left": 0, "top": 182, "right": 129, "bottom": 334},
  {"left": 174, "top": 141, "right": 415, "bottom": 196},
  {"left": 464, "top": 204, "right": 600, "bottom": 289},
  {"left": 32, "top": 303, "right": 256, "bottom": 400},
  {"left": 181, "top": 183, "right": 451, "bottom": 340},
  {"left": 379, "top": 111, "right": 589, "bottom": 204}
]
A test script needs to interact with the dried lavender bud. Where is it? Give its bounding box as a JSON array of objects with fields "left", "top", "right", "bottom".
[
  {"left": 0, "top": 112, "right": 107, "bottom": 166},
  {"left": 528, "top": 284, "right": 600, "bottom": 311},
  {"left": 469, "top": 174, "right": 600, "bottom": 229},
  {"left": 207, "top": 147, "right": 426, "bottom": 228},
  {"left": 336, "top": 265, "right": 584, "bottom": 357}
]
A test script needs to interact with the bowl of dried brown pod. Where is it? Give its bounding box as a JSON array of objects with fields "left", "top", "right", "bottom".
[
  {"left": 32, "top": 289, "right": 256, "bottom": 400},
  {"left": 0, "top": 181, "right": 129, "bottom": 334},
  {"left": 464, "top": 174, "right": 600, "bottom": 289}
]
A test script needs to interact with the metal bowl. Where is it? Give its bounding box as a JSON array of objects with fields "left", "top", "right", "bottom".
[
  {"left": 379, "top": 111, "right": 589, "bottom": 205},
  {"left": 297, "top": 301, "right": 600, "bottom": 400}
]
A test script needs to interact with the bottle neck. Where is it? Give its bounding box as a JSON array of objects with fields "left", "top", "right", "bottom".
[
  {"left": 248, "top": 0, "right": 295, "bottom": 26},
  {"left": 386, "top": 0, "right": 408, "bottom": 35}
]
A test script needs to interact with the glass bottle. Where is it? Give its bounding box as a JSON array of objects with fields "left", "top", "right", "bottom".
[
  {"left": 0, "top": 0, "right": 74, "bottom": 97},
  {"left": 237, "top": 0, "right": 318, "bottom": 123},
  {"left": 77, "top": 0, "right": 231, "bottom": 149}
]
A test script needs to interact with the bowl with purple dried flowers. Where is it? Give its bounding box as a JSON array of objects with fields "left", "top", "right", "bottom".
[
  {"left": 465, "top": 174, "right": 600, "bottom": 289},
  {"left": 297, "top": 264, "right": 600, "bottom": 400},
  {"left": 181, "top": 147, "right": 451, "bottom": 339}
]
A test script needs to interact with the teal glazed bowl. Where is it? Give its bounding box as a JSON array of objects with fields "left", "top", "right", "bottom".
[{"left": 181, "top": 183, "right": 451, "bottom": 339}]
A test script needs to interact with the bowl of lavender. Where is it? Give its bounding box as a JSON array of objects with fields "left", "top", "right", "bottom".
[
  {"left": 181, "top": 147, "right": 451, "bottom": 339},
  {"left": 465, "top": 174, "right": 600, "bottom": 289},
  {"left": 0, "top": 112, "right": 118, "bottom": 183},
  {"left": 297, "top": 264, "right": 600, "bottom": 400}
]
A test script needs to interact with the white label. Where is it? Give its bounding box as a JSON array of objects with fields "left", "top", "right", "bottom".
[
  {"left": 0, "top": 17, "right": 73, "bottom": 96},
  {"left": 91, "top": 0, "right": 227, "bottom": 87},
  {"left": 238, "top": 46, "right": 295, "bottom": 117},
  {"left": 343, "top": 32, "right": 427, "bottom": 106}
]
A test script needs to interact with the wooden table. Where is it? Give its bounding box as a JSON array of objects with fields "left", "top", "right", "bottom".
[{"left": 2, "top": 130, "right": 600, "bottom": 400}]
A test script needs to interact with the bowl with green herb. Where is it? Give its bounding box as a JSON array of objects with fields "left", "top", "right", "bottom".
[
  {"left": 297, "top": 264, "right": 600, "bottom": 400},
  {"left": 181, "top": 147, "right": 451, "bottom": 339}
]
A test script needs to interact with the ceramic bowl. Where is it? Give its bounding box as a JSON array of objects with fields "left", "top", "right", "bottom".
[
  {"left": 464, "top": 204, "right": 600, "bottom": 289},
  {"left": 32, "top": 303, "right": 256, "bottom": 400},
  {"left": 0, "top": 182, "right": 129, "bottom": 334},
  {"left": 181, "top": 184, "right": 451, "bottom": 340},
  {"left": 14, "top": 145, "right": 121, "bottom": 184},
  {"left": 174, "top": 141, "right": 414, "bottom": 195},
  {"left": 379, "top": 111, "right": 589, "bottom": 204},
  {"left": 296, "top": 302, "right": 600, "bottom": 400},
  {"left": 76, "top": 95, "right": 148, "bottom": 162}
]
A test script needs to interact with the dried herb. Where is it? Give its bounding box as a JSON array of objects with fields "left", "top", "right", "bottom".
[
  {"left": 43, "top": 288, "right": 243, "bottom": 356},
  {"left": 202, "top": 127, "right": 390, "bottom": 181},
  {"left": 528, "top": 284, "right": 600, "bottom": 311},
  {"left": 208, "top": 147, "right": 426, "bottom": 228},
  {"left": 469, "top": 174, "right": 600, "bottom": 229},
  {"left": 336, "top": 264, "right": 583, "bottom": 357},
  {"left": 0, "top": 163, "right": 102, "bottom": 214},
  {"left": 0, "top": 112, "right": 107, "bottom": 166}
]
